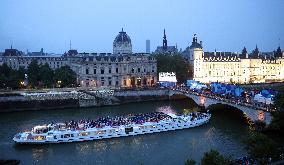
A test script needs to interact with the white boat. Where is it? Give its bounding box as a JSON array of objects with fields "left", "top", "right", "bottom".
[{"left": 13, "top": 112, "right": 211, "bottom": 144}]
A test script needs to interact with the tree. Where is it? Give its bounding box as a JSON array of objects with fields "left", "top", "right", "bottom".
[
  {"left": 245, "top": 133, "right": 279, "bottom": 164},
  {"left": 201, "top": 150, "right": 236, "bottom": 165},
  {"left": 155, "top": 53, "right": 192, "bottom": 84},
  {"left": 39, "top": 63, "right": 54, "bottom": 87},
  {"left": 27, "top": 60, "right": 40, "bottom": 87},
  {"left": 274, "top": 92, "right": 284, "bottom": 110},
  {"left": 185, "top": 159, "right": 196, "bottom": 165},
  {"left": 268, "top": 91, "right": 284, "bottom": 134},
  {"left": 0, "top": 63, "right": 12, "bottom": 88},
  {"left": 268, "top": 110, "right": 284, "bottom": 135},
  {"left": 0, "top": 64, "right": 23, "bottom": 89},
  {"left": 54, "top": 66, "right": 76, "bottom": 87}
]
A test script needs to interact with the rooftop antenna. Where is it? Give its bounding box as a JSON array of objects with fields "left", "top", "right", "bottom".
[
  {"left": 10, "top": 41, "right": 13, "bottom": 49},
  {"left": 279, "top": 38, "right": 281, "bottom": 47},
  {"left": 69, "top": 40, "right": 72, "bottom": 50}
]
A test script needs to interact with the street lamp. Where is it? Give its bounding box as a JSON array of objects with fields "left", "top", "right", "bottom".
[{"left": 57, "top": 80, "right": 62, "bottom": 87}]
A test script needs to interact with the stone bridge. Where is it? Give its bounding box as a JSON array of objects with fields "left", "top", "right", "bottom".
[{"left": 169, "top": 90, "right": 272, "bottom": 125}]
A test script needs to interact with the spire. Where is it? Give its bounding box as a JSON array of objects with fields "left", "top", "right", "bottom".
[
  {"left": 70, "top": 40, "right": 72, "bottom": 50},
  {"left": 163, "top": 29, "right": 167, "bottom": 49},
  {"left": 122, "top": 28, "right": 124, "bottom": 32},
  {"left": 10, "top": 42, "right": 13, "bottom": 49}
]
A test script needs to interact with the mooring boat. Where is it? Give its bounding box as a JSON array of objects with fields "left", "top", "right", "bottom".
[{"left": 13, "top": 112, "right": 211, "bottom": 144}]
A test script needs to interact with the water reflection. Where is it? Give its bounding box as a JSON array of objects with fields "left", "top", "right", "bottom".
[
  {"left": 0, "top": 100, "right": 253, "bottom": 165},
  {"left": 32, "top": 147, "right": 47, "bottom": 161},
  {"left": 156, "top": 106, "right": 177, "bottom": 114}
]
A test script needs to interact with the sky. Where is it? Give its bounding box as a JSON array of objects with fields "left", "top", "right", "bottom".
[{"left": 0, "top": 0, "right": 284, "bottom": 54}]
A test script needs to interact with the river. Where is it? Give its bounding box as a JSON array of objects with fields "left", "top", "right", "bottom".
[{"left": 0, "top": 99, "right": 251, "bottom": 165}]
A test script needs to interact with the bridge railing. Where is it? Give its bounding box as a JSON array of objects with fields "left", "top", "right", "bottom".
[{"left": 172, "top": 88, "right": 275, "bottom": 112}]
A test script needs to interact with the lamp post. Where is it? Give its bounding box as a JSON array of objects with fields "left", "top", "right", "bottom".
[{"left": 57, "top": 80, "right": 62, "bottom": 88}]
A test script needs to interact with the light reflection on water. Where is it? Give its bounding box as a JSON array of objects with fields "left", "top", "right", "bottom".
[
  {"left": 0, "top": 100, "right": 252, "bottom": 165},
  {"left": 156, "top": 105, "right": 177, "bottom": 114},
  {"left": 32, "top": 147, "right": 46, "bottom": 162}
]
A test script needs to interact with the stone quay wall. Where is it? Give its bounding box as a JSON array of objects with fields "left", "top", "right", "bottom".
[{"left": 0, "top": 89, "right": 171, "bottom": 112}]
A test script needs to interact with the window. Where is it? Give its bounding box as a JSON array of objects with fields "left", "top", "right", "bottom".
[
  {"left": 94, "top": 69, "right": 96, "bottom": 74},
  {"left": 86, "top": 68, "right": 89, "bottom": 74},
  {"left": 116, "top": 81, "right": 119, "bottom": 86},
  {"left": 131, "top": 68, "right": 135, "bottom": 73},
  {"left": 101, "top": 69, "right": 104, "bottom": 74},
  {"left": 109, "top": 81, "right": 111, "bottom": 85},
  {"left": 123, "top": 80, "right": 126, "bottom": 86},
  {"left": 109, "top": 68, "right": 111, "bottom": 73},
  {"left": 138, "top": 68, "right": 140, "bottom": 73},
  {"left": 116, "top": 68, "right": 118, "bottom": 73}
]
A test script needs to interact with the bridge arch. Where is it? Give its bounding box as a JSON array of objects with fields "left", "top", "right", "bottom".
[{"left": 169, "top": 90, "right": 272, "bottom": 125}]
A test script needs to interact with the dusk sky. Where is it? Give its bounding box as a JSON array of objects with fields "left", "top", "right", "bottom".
[{"left": 0, "top": 0, "right": 284, "bottom": 54}]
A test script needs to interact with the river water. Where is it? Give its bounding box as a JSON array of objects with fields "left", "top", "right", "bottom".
[{"left": 0, "top": 99, "right": 251, "bottom": 165}]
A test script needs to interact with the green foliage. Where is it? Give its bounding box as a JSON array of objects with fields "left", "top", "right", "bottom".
[
  {"left": 274, "top": 92, "right": 284, "bottom": 110},
  {"left": 0, "top": 63, "right": 77, "bottom": 89},
  {"left": 54, "top": 66, "right": 76, "bottom": 87},
  {"left": 39, "top": 63, "right": 54, "bottom": 87},
  {"left": 185, "top": 159, "right": 196, "bottom": 165},
  {"left": 27, "top": 60, "right": 40, "bottom": 87},
  {"left": 155, "top": 53, "right": 192, "bottom": 84},
  {"left": 268, "top": 110, "right": 284, "bottom": 134},
  {"left": 244, "top": 133, "right": 279, "bottom": 164},
  {"left": 0, "top": 63, "right": 25, "bottom": 89},
  {"left": 201, "top": 150, "right": 236, "bottom": 165}
]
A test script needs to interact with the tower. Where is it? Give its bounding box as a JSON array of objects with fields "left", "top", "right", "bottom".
[
  {"left": 146, "top": 40, "right": 150, "bottom": 53},
  {"left": 189, "top": 34, "right": 203, "bottom": 81},
  {"left": 163, "top": 29, "right": 167, "bottom": 50}
]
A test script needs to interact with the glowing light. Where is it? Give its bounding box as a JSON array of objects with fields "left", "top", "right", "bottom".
[
  {"left": 199, "top": 96, "right": 206, "bottom": 105},
  {"left": 258, "top": 111, "right": 265, "bottom": 121}
]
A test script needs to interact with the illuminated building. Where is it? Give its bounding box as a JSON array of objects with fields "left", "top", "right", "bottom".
[{"left": 185, "top": 34, "right": 284, "bottom": 84}]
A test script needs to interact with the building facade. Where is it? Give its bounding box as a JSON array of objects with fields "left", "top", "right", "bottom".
[
  {"left": 185, "top": 35, "right": 284, "bottom": 84},
  {"left": 2, "top": 47, "right": 68, "bottom": 70},
  {"left": 74, "top": 54, "right": 157, "bottom": 87},
  {"left": 75, "top": 29, "right": 157, "bottom": 87},
  {"left": 1, "top": 29, "right": 157, "bottom": 88}
]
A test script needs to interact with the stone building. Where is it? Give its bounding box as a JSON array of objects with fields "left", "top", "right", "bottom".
[
  {"left": 0, "top": 29, "right": 157, "bottom": 88},
  {"left": 184, "top": 34, "right": 284, "bottom": 84},
  {"left": 75, "top": 29, "right": 157, "bottom": 87},
  {"left": 73, "top": 53, "right": 156, "bottom": 87},
  {"left": 155, "top": 29, "right": 178, "bottom": 54},
  {"left": 2, "top": 47, "right": 68, "bottom": 70}
]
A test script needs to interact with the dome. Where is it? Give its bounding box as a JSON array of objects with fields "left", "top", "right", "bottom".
[{"left": 113, "top": 28, "right": 132, "bottom": 54}]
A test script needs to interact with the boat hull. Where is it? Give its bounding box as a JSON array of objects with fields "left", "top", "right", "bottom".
[{"left": 13, "top": 116, "right": 210, "bottom": 144}]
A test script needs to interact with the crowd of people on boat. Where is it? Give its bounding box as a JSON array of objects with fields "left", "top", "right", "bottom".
[
  {"left": 57, "top": 112, "right": 171, "bottom": 130},
  {"left": 47, "top": 112, "right": 210, "bottom": 131},
  {"left": 190, "top": 112, "right": 209, "bottom": 121}
]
